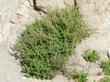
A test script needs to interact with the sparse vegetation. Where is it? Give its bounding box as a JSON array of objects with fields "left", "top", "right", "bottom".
[
  {"left": 15, "top": 7, "right": 89, "bottom": 79},
  {"left": 101, "top": 60, "right": 110, "bottom": 75},
  {"left": 68, "top": 70, "right": 88, "bottom": 82},
  {"left": 83, "top": 49, "right": 100, "bottom": 62}
]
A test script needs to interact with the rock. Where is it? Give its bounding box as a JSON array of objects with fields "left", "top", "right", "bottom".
[
  {"left": 64, "top": 0, "right": 74, "bottom": 7},
  {"left": 87, "top": 75, "right": 104, "bottom": 82},
  {"left": 0, "top": 0, "right": 74, "bottom": 47},
  {"left": 15, "top": 52, "right": 21, "bottom": 60},
  {"left": 87, "top": 63, "right": 103, "bottom": 76},
  {"left": 9, "top": 14, "right": 24, "bottom": 24},
  {"left": 100, "top": 51, "right": 109, "bottom": 61},
  {"left": 68, "top": 52, "right": 87, "bottom": 67}
]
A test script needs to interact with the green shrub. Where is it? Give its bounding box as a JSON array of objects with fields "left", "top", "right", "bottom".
[
  {"left": 68, "top": 70, "right": 88, "bottom": 82},
  {"left": 99, "top": 77, "right": 110, "bottom": 82},
  {"left": 94, "top": 80, "right": 96, "bottom": 82},
  {"left": 83, "top": 49, "right": 100, "bottom": 62},
  {"left": 15, "top": 7, "right": 89, "bottom": 79},
  {"left": 101, "top": 60, "right": 110, "bottom": 75}
]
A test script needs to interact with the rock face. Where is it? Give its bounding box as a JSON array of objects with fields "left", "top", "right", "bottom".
[
  {"left": 78, "top": 0, "right": 110, "bottom": 30},
  {"left": 0, "top": 0, "right": 34, "bottom": 46},
  {"left": 0, "top": 0, "right": 74, "bottom": 47},
  {"left": 0, "top": 1, "right": 75, "bottom": 82},
  {"left": 68, "top": 0, "right": 110, "bottom": 82}
]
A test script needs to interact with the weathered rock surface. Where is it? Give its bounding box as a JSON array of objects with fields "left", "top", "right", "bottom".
[
  {"left": 68, "top": 0, "right": 110, "bottom": 82},
  {"left": 0, "top": 0, "right": 74, "bottom": 82},
  {"left": 0, "top": 0, "right": 74, "bottom": 47}
]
